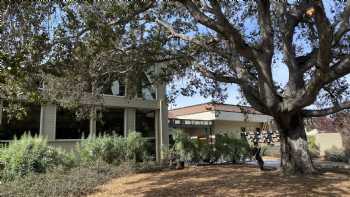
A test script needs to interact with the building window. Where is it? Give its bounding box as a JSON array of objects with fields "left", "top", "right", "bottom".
[
  {"left": 0, "top": 102, "right": 40, "bottom": 140},
  {"left": 136, "top": 109, "right": 156, "bottom": 158},
  {"left": 101, "top": 78, "right": 126, "bottom": 96},
  {"left": 136, "top": 110, "right": 155, "bottom": 138},
  {"left": 96, "top": 108, "right": 124, "bottom": 136},
  {"left": 56, "top": 108, "right": 90, "bottom": 139},
  {"left": 137, "top": 72, "right": 156, "bottom": 100}
]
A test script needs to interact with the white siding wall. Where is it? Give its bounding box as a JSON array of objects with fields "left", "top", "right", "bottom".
[
  {"left": 176, "top": 111, "right": 215, "bottom": 120},
  {"left": 213, "top": 120, "right": 262, "bottom": 138},
  {"left": 175, "top": 111, "right": 273, "bottom": 123},
  {"left": 216, "top": 111, "right": 273, "bottom": 122}
]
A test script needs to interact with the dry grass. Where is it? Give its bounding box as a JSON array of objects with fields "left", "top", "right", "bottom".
[{"left": 88, "top": 164, "right": 350, "bottom": 197}]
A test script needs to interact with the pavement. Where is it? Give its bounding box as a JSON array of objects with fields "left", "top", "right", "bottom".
[{"left": 247, "top": 157, "right": 350, "bottom": 171}]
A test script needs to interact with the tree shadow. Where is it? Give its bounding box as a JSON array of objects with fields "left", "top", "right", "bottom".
[{"left": 121, "top": 165, "right": 350, "bottom": 197}]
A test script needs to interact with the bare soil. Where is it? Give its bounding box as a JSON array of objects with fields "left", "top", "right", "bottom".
[{"left": 88, "top": 164, "right": 350, "bottom": 197}]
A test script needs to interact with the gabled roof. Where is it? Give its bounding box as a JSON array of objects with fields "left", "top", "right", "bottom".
[{"left": 169, "top": 102, "right": 262, "bottom": 118}]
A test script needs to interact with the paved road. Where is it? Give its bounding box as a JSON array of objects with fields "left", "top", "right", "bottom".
[{"left": 246, "top": 159, "right": 281, "bottom": 168}]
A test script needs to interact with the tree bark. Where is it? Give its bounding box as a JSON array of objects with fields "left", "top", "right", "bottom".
[{"left": 276, "top": 112, "right": 317, "bottom": 175}]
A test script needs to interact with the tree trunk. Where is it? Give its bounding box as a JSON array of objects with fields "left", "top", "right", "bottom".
[{"left": 276, "top": 112, "right": 317, "bottom": 175}]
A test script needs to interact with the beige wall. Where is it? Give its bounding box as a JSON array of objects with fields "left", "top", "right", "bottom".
[
  {"left": 176, "top": 111, "right": 215, "bottom": 120},
  {"left": 216, "top": 111, "right": 273, "bottom": 122},
  {"left": 175, "top": 111, "right": 273, "bottom": 123},
  {"left": 213, "top": 120, "right": 262, "bottom": 138},
  {"left": 48, "top": 140, "right": 80, "bottom": 151},
  {"left": 315, "top": 133, "right": 344, "bottom": 156},
  {"left": 175, "top": 120, "right": 264, "bottom": 139}
]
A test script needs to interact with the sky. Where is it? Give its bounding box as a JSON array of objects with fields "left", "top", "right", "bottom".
[{"left": 170, "top": 65, "right": 290, "bottom": 109}]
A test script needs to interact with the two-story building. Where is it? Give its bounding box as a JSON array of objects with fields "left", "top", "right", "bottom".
[{"left": 0, "top": 66, "right": 169, "bottom": 161}]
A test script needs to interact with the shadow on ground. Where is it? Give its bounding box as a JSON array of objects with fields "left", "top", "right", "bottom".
[
  {"left": 125, "top": 165, "right": 350, "bottom": 197},
  {"left": 90, "top": 164, "right": 350, "bottom": 197}
]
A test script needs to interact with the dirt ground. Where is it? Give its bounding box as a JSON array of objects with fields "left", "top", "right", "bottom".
[{"left": 88, "top": 164, "right": 350, "bottom": 197}]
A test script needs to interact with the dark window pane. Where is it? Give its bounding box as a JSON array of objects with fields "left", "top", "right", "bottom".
[
  {"left": 0, "top": 102, "right": 40, "bottom": 140},
  {"left": 145, "top": 138, "right": 156, "bottom": 160},
  {"left": 136, "top": 110, "right": 155, "bottom": 138},
  {"left": 101, "top": 79, "right": 126, "bottom": 96},
  {"left": 96, "top": 108, "right": 124, "bottom": 136},
  {"left": 137, "top": 73, "right": 156, "bottom": 100},
  {"left": 56, "top": 108, "right": 90, "bottom": 139}
]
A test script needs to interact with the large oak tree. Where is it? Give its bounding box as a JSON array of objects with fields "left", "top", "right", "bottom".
[
  {"left": 157, "top": 0, "right": 350, "bottom": 174},
  {"left": 1, "top": 1, "right": 350, "bottom": 175}
]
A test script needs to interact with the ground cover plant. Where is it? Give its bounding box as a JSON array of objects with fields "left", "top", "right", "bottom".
[
  {"left": 325, "top": 147, "right": 348, "bottom": 163},
  {"left": 0, "top": 132, "right": 164, "bottom": 197}
]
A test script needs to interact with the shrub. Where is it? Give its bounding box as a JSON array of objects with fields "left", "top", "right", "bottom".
[
  {"left": 78, "top": 132, "right": 148, "bottom": 164},
  {"left": 193, "top": 139, "right": 212, "bottom": 162},
  {"left": 324, "top": 147, "right": 347, "bottom": 162},
  {"left": 171, "top": 130, "right": 250, "bottom": 164},
  {"left": 0, "top": 161, "right": 166, "bottom": 197},
  {"left": 172, "top": 130, "right": 196, "bottom": 162},
  {"left": 215, "top": 134, "right": 250, "bottom": 163},
  {"left": 0, "top": 134, "right": 64, "bottom": 181},
  {"left": 0, "top": 162, "right": 132, "bottom": 197},
  {"left": 78, "top": 135, "right": 127, "bottom": 165},
  {"left": 126, "top": 132, "right": 148, "bottom": 162},
  {"left": 307, "top": 135, "right": 320, "bottom": 158},
  {"left": 216, "top": 134, "right": 249, "bottom": 163}
]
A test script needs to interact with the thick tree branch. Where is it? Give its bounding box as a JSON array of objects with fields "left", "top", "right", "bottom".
[
  {"left": 191, "top": 0, "right": 279, "bottom": 108},
  {"left": 313, "top": 1, "right": 332, "bottom": 72},
  {"left": 327, "top": 56, "right": 350, "bottom": 84},
  {"left": 294, "top": 56, "right": 350, "bottom": 109},
  {"left": 256, "top": 0, "right": 273, "bottom": 55},
  {"left": 333, "top": 1, "right": 350, "bottom": 45},
  {"left": 156, "top": 19, "right": 229, "bottom": 59},
  {"left": 296, "top": 49, "right": 318, "bottom": 72},
  {"left": 196, "top": 62, "right": 269, "bottom": 114},
  {"left": 280, "top": 1, "right": 315, "bottom": 100},
  {"left": 194, "top": 63, "right": 237, "bottom": 84},
  {"left": 156, "top": 19, "right": 211, "bottom": 47},
  {"left": 178, "top": 0, "right": 257, "bottom": 60},
  {"left": 303, "top": 101, "right": 350, "bottom": 117}
]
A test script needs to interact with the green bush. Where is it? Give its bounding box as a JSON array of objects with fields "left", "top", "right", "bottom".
[
  {"left": 126, "top": 132, "right": 148, "bottom": 162},
  {"left": 193, "top": 139, "right": 212, "bottom": 162},
  {"left": 215, "top": 134, "right": 250, "bottom": 163},
  {"left": 324, "top": 147, "right": 347, "bottom": 162},
  {"left": 172, "top": 130, "right": 196, "bottom": 161},
  {"left": 0, "top": 134, "right": 64, "bottom": 181},
  {"left": 79, "top": 132, "right": 148, "bottom": 164},
  {"left": 78, "top": 135, "right": 127, "bottom": 164},
  {"left": 307, "top": 135, "right": 320, "bottom": 158},
  {"left": 171, "top": 130, "right": 250, "bottom": 164}
]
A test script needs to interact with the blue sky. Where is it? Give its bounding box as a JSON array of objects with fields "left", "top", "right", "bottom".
[{"left": 170, "top": 65, "right": 290, "bottom": 109}]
